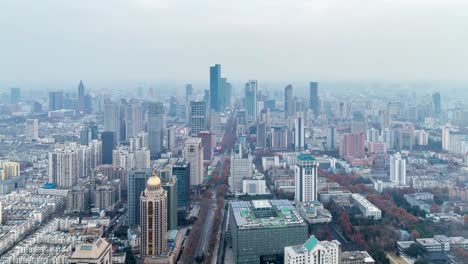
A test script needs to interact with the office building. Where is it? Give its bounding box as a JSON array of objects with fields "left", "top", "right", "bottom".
[
  {"left": 229, "top": 200, "right": 308, "bottom": 264},
  {"left": 128, "top": 169, "right": 153, "bottom": 226},
  {"left": 77, "top": 80, "right": 85, "bottom": 114},
  {"left": 351, "top": 194, "right": 381, "bottom": 220},
  {"left": 284, "top": 85, "right": 294, "bottom": 119},
  {"left": 68, "top": 238, "right": 112, "bottom": 264},
  {"left": 198, "top": 131, "right": 215, "bottom": 161},
  {"left": 190, "top": 101, "right": 208, "bottom": 136},
  {"left": 256, "top": 121, "right": 267, "bottom": 148},
  {"left": 172, "top": 158, "right": 190, "bottom": 220},
  {"left": 339, "top": 133, "right": 365, "bottom": 160},
  {"left": 245, "top": 80, "right": 258, "bottom": 121},
  {"left": 295, "top": 153, "right": 318, "bottom": 203},
  {"left": 104, "top": 100, "right": 121, "bottom": 144},
  {"left": 184, "top": 137, "right": 204, "bottom": 186},
  {"left": 294, "top": 113, "right": 306, "bottom": 151},
  {"left": 135, "top": 148, "right": 151, "bottom": 169},
  {"left": 49, "top": 91, "right": 64, "bottom": 111},
  {"left": 166, "top": 125, "right": 176, "bottom": 151},
  {"left": 341, "top": 251, "right": 375, "bottom": 264},
  {"left": 284, "top": 236, "right": 340, "bottom": 264},
  {"left": 327, "top": 126, "right": 337, "bottom": 150},
  {"left": 432, "top": 92, "right": 441, "bottom": 117},
  {"left": 26, "top": 119, "right": 39, "bottom": 139},
  {"left": 101, "top": 131, "right": 115, "bottom": 165},
  {"left": 229, "top": 150, "right": 253, "bottom": 193},
  {"left": 125, "top": 101, "right": 143, "bottom": 141},
  {"left": 309, "top": 81, "right": 319, "bottom": 117},
  {"left": 10, "top": 87, "right": 20, "bottom": 104},
  {"left": 389, "top": 152, "right": 406, "bottom": 186},
  {"left": 271, "top": 125, "right": 288, "bottom": 149},
  {"left": 210, "top": 64, "right": 222, "bottom": 112},
  {"left": 161, "top": 175, "right": 178, "bottom": 230},
  {"left": 141, "top": 175, "right": 168, "bottom": 257},
  {"left": 148, "top": 102, "right": 165, "bottom": 158}
]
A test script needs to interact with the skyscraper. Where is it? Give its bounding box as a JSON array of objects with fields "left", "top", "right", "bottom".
[
  {"left": 294, "top": 113, "right": 305, "bottom": 151},
  {"left": 295, "top": 153, "right": 318, "bottom": 203},
  {"left": 245, "top": 80, "right": 258, "bottom": 121},
  {"left": 190, "top": 101, "right": 208, "bottom": 136},
  {"left": 104, "top": 100, "right": 120, "bottom": 144},
  {"left": 10, "top": 88, "right": 20, "bottom": 104},
  {"left": 256, "top": 121, "right": 267, "bottom": 148},
  {"left": 185, "top": 84, "right": 193, "bottom": 123},
  {"left": 198, "top": 131, "right": 215, "bottom": 161},
  {"left": 49, "top": 146, "right": 80, "bottom": 188},
  {"left": 390, "top": 152, "right": 406, "bottom": 186},
  {"left": 26, "top": 119, "right": 39, "bottom": 139},
  {"left": 48, "top": 91, "right": 64, "bottom": 111},
  {"left": 77, "top": 80, "right": 85, "bottom": 114},
  {"left": 128, "top": 169, "right": 153, "bottom": 226},
  {"left": 210, "top": 64, "right": 222, "bottom": 112},
  {"left": 309, "top": 81, "right": 319, "bottom": 117},
  {"left": 183, "top": 137, "right": 204, "bottom": 186},
  {"left": 172, "top": 158, "right": 190, "bottom": 220},
  {"left": 101, "top": 131, "right": 115, "bottom": 165},
  {"left": 125, "top": 101, "right": 143, "bottom": 141},
  {"left": 339, "top": 133, "right": 365, "bottom": 160},
  {"left": 284, "top": 85, "right": 294, "bottom": 119},
  {"left": 140, "top": 175, "right": 167, "bottom": 257},
  {"left": 327, "top": 126, "right": 337, "bottom": 150},
  {"left": 161, "top": 175, "right": 178, "bottom": 230},
  {"left": 432, "top": 92, "right": 441, "bottom": 117},
  {"left": 148, "top": 102, "right": 165, "bottom": 158}
]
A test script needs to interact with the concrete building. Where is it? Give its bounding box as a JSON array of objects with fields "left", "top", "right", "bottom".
[
  {"left": 125, "top": 101, "right": 143, "bottom": 141},
  {"left": 295, "top": 153, "right": 318, "bottom": 203},
  {"left": 128, "top": 169, "right": 153, "bottom": 226},
  {"left": 245, "top": 80, "right": 258, "bottom": 121},
  {"left": 190, "top": 101, "right": 208, "bottom": 136},
  {"left": 285, "top": 85, "right": 294, "bottom": 119},
  {"left": 161, "top": 175, "right": 178, "bottom": 230},
  {"left": 183, "top": 137, "right": 203, "bottom": 186},
  {"left": 49, "top": 145, "right": 80, "bottom": 188},
  {"left": 284, "top": 236, "right": 340, "bottom": 264},
  {"left": 148, "top": 102, "right": 165, "bottom": 158},
  {"left": 294, "top": 113, "right": 306, "bottom": 151},
  {"left": 172, "top": 158, "right": 190, "bottom": 220},
  {"left": 389, "top": 152, "right": 406, "bottom": 186},
  {"left": 351, "top": 194, "right": 381, "bottom": 220},
  {"left": 68, "top": 238, "right": 112, "bottom": 264},
  {"left": 198, "top": 131, "right": 215, "bottom": 161},
  {"left": 104, "top": 100, "right": 121, "bottom": 144},
  {"left": 341, "top": 251, "right": 375, "bottom": 264},
  {"left": 141, "top": 175, "right": 168, "bottom": 257},
  {"left": 230, "top": 150, "right": 253, "bottom": 193},
  {"left": 26, "top": 119, "right": 39, "bottom": 139},
  {"left": 229, "top": 200, "right": 308, "bottom": 264},
  {"left": 242, "top": 178, "right": 268, "bottom": 195},
  {"left": 339, "top": 133, "right": 365, "bottom": 160}
]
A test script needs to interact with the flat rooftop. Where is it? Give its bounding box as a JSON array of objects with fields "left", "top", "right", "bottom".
[{"left": 231, "top": 199, "right": 306, "bottom": 229}]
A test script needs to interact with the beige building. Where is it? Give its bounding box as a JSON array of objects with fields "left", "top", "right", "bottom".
[
  {"left": 141, "top": 175, "right": 168, "bottom": 257},
  {"left": 68, "top": 238, "right": 112, "bottom": 264},
  {"left": 183, "top": 137, "right": 204, "bottom": 186}
]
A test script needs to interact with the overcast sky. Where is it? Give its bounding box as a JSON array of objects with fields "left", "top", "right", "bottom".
[{"left": 1, "top": 0, "right": 468, "bottom": 84}]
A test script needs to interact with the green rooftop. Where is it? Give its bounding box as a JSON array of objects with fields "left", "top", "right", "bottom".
[
  {"left": 304, "top": 236, "right": 319, "bottom": 251},
  {"left": 297, "top": 153, "right": 315, "bottom": 161}
]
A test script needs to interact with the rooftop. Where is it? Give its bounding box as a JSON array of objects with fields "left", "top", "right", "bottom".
[
  {"left": 231, "top": 199, "right": 306, "bottom": 229},
  {"left": 297, "top": 153, "right": 316, "bottom": 161}
]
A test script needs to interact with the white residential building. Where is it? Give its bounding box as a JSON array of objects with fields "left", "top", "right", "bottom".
[
  {"left": 389, "top": 152, "right": 406, "bottom": 186},
  {"left": 295, "top": 153, "right": 318, "bottom": 203}
]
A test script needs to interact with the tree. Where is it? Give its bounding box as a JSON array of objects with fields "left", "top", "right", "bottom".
[{"left": 404, "top": 243, "right": 427, "bottom": 258}]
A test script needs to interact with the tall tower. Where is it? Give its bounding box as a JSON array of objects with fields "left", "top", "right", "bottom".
[
  {"left": 184, "top": 137, "right": 204, "bottom": 186},
  {"left": 210, "top": 64, "right": 222, "bottom": 112},
  {"left": 189, "top": 101, "right": 208, "bottom": 136},
  {"left": 104, "top": 100, "right": 121, "bottom": 145},
  {"left": 77, "top": 80, "right": 85, "bottom": 114},
  {"left": 295, "top": 153, "right": 318, "bottom": 203},
  {"left": 245, "top": 80, "right": 258, "bottom": 121},
  {"left": 432, "top": 92, "right": 441, "bottom": 117},
  {"left": 294, "top": 113, "right": 305, "bottom": 151},
  {"left": 125, "top": 101, "right": 143, "bottom": 141},
  {"left": 309, "top": 81, "right": 319, "bottom": 117},
  {"left": 148, "top": 102, "right": 165, "bottom": 158},
  {"left": 284, "top": 85, "right": 294, "bottom": 119},
  {"left": 26, "top": 119, "right": 39, "bottom": 139},
  {"left": 390, "top": 152, "right": 406, "bottom": 186},
  {"left": 140, "top": 174, "right": 168, "bottom": 257}
]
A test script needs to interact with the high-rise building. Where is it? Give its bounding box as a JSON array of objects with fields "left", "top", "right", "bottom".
[
  {"left": 48, "top": 91, "right": 63, "bottom": 111},
  {"left": 104, "top": 100, "right": 121, "bottom": 144},
  {"left": 271, "top": 125, "right": 288, "bottom": 149},
  {"left": 161, "top": 175, "right": 178, "bottom": 230},
  {"left": 190, "top": 101, "right": 208, "bottom": 136},
  {"left": 10, "top": 87, "right": 20, "bottom": 104},
  {"left": 295, "top": 153, "right": 318, "bottom": 203},
  {"left": 284, "top": 236, "right": 340, "bottom": 264},
  {"left": 26, "top": 119, "right": 39, "bottom": 139},
  {"left": 256, "top": 121, "right": 267, "bottom": 148},
  {"left": 148, "top": 102, "right": 165, "bottom": 158},
  {"left": 339, "top": 133, "right": 365, "bottom": 160},
  {"left": 185, "top": 84, "right": 193, "bottom": 123},
  {"left": 183, "top": 137, "right": 204, "bottom": 186},
  {"left": 198, "top": 131, "right": 215, "bottom": 161},
  {"left": 166, "top": 125, "right": 176, "bottom": 151},
  {"left": 80, "top": 125, "right": 92, "bottom": 145},
  {"left": 432, "top": 92, "right": 441, "bottom": 117},
  {"left": 134, "top": 148, "right": 151, "bottom": 169},
  {"left": 309, "top": 81, "right": 319, "bottom": 117},
  {"left": 284, "top": 85, "right": 294, "bottom": 119},
  {"left": 222, "top": 77, "right": 232, "bottom": 110},
  {"left": 125, "top": 101, "right": 143, "bottom": 141},
  {"left": 245, "top": 80, "right": 258, "bottom": 121},
  {"left": 49, "top": 146, "right": 80, "bottom": 188},
  {"left": 140, "top": 175, "right": 167, "bottom": 257},
  {"left": 77, "top": 80, "right": 85, "bottom": 114},
  {"left": 229, "top": 150, "right": 253, "bottom": 193},
  {"left": 294, "top": 113, "right": 305, "bottom": 151},
  {"left": 101, "top": 131, "right": 115, "bottom": 165},
  {"left": 390, "top": 152, "right": 406, "bottom": 186},
  {"left": 172, "top": 158, "right": 190, "bottom": 220},
  {"left": 128, "top": 169, "right": 153, "bottom": 226},
  {"left": 210, "top": 64, "right": 222, "bottom": 112},
  {"left": 351, "top": 111, "right": 367, "bottom": 134},
  {"left": 327, "top": 126, "right": 337, "bottom": 150}
]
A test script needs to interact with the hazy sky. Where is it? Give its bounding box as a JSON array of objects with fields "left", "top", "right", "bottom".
[{"left": 1, "top": 0, "right": 468, "bottom": 83}]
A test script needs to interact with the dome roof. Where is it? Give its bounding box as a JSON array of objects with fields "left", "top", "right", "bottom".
[{"left": 147, "top": 176, "right": 161, "bottom": 187}]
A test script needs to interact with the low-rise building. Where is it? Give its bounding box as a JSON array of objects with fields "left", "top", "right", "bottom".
[
  {"left": 341, "top": 251, "right": 375, "bottom": 264},
  {"left": 351, "top": 194, "right": 381, "bottom": 220}
]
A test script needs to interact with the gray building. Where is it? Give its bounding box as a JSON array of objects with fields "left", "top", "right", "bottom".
[
  {"left": 229, "top": 200, "right": 308, "bottom": 264},
  {"left": 172, "top": 158, "right": 190, "bottom": 221},
  {"left": 147, "top": 102, "right": 165, "bottom": 158},
  {"left": 162, "top": 176, "right": 178, "bottom": 230},
  {"left": 190, "top": 101, "right": 208, "bottom": 136},
  {"left": 127, "top": 169, "right": 153, "bottom": 226}
]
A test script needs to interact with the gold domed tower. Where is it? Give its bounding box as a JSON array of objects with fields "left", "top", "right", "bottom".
[{"left": 140, "top": 172, "right": 167, "bottom": 257}]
